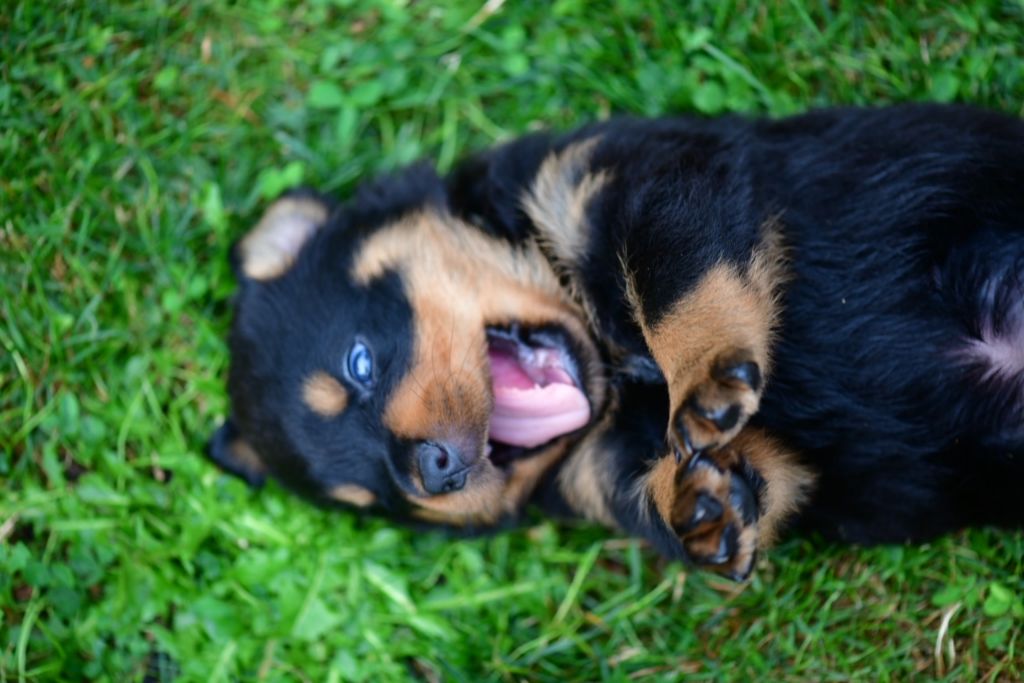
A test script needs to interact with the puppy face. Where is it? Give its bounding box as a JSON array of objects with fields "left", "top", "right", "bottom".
[{"left": 210, "top": 168, "right": 606, "bottom": 527}]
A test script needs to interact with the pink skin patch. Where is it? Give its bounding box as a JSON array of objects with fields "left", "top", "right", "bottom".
[
  {"left": 488, "top": 342, "right": 591, "bottom": 448},
  {"left": 960, "top": 272, "right": 1024, "bottom": 386},
  {"left": 964, "top": 299, "right": 1024, "bottom": 383}
]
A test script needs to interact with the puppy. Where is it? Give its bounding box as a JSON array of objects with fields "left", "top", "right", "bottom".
[{"left": 209, "top": 104, "right": 1024, "bottom": 580}]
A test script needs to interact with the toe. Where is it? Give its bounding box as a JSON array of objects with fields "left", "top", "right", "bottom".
[
  {"left": 673, "top": 413, "right": 702, "bottom": 458},
  {"left": 691, "top": 399, "right": 742, "bottom": 431},
  {"left": 702, "top": 523, "right": 738, "bottom": 566},
  {"left": 725, "top": 548, "right": 758, "bottom": 582},
  {"left": 673, "top": 491, "right": 723, "bottom": 534},
  {"left": 687, "top": 523, "right": 738, "bottom": 566},
  {"left": 716, "top": 359, "right": 762, "bottom": 392}
]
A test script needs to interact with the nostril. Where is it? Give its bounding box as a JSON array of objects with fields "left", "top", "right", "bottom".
[
  {"left": 418, "top": 441, "right": 470, "bottom": 495},
  {"left": 444, "top": 468, "right": 469, "bottom": 493}
]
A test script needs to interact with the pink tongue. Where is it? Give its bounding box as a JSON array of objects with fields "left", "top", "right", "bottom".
[{"left": 488, "top": 346, "right": 591, "bottom": 448}]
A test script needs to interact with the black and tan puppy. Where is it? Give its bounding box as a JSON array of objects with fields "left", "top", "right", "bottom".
[{"left": 209, "top": 104, "right": 1024, "bottom": 580}]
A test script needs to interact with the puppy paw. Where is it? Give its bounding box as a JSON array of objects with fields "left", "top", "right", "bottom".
[
  {"left": 671, "top": 350, "right": 762, "bottom": 457},
  {"left": 668, "top": 447, "right": 764, "bottom": 581}
]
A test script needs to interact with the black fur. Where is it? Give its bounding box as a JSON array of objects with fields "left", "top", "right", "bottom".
[
  {"left": 212, "top": 104, "right": 1024, "bottom": 569},
  {"left": 448, "top": 104, "right": 1024, "bottom": 543}
]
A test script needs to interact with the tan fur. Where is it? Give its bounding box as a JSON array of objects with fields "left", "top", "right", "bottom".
[
  {"left": 522, "top": 138, "right": 604, "bottom": 264},
  {"left": 644, "top": 263, "right": 774, "bottom": 391},
  {"left": 411, "top": 481, "right": 505, "bottom": 525},
  {"left": 227, "top": 438, "right": 266, "bottom": 475},
  {"left": 643, "top": 425, "right": 814, "bottom": 575},
  {"left": 732, "top": 526, "right": 759, "bottom": 573},
  {"left": 746, "top": 219, "right": 789, "bottom": 310},
  {"left": 618, "top": 248, "right": 644, "bottom": 327},
  {"left": 302, "top": 371, "right": 348, "bottom": 417},
  {"left": 638, "top": 229, "right": 787, "bottom": 450},
  {"left": 413, "top": 442, "right": 569, "bottom": 526},
  {"left": 521, "top": 138, "right": 610, "bottom": 333},
  {"left": 504, "top": 443, "right": 572, "bottom": 514},
  {"left": 328, "top": 484, "right": 376, "bottom": 508},
  {"left": 646, "top": 455, "right": 680, "bottom": 525},
  {"left": 555, "top": 411, "right": 619, "bottom": 529},
  {"left": 353, "top": 209, "right": 607, "bottom": 521},
  {"left": 728, "top": 428, "right": 815, "bottom": 545},
  {"left": 238, "top": 197, "right": 328, "bottom": 280},
  {"left": 642, "top": 227, "right": 786, "bottom": 378},
  {"left": 354, "top": 209, "right": 603, "bottom": 443}
]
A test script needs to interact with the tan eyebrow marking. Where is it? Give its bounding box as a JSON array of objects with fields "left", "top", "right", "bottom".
[{"left": 302, "top": 371, "right": 348, "bottom": 417}]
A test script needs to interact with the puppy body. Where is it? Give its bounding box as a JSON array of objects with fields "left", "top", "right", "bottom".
[{"left": 212, "top": 104, "right": 1024, "bottom": 579}]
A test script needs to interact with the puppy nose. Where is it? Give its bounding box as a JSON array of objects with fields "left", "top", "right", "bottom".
[{"left": 417, "top": 442, "right": 469, "bottom": 495}]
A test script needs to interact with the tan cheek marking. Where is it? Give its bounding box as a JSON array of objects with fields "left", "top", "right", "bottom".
[
  {"left": 329, "top": 484, "right": 376, "bottom": 508},
  {"left": 410, "top": 441, "right": 570, "bottom": 527},
  {"left": 302, "top": 371, "right": 348, "bottom": 417},
  {"left": 350, "top": 209, "right": 606, "bottom": 523},
  {"left": 355, "top": 210, "right": 605, "bottom": 443},
  {"left": 410, "top": 462, "right": 506, "bottom": 525}
]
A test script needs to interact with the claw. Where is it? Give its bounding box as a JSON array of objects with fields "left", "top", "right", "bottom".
[
  {"left": 719, "top": 360, "right": 762, "bottom": 392},
  {"left": 725, "top": 549, "right": 757, "bottom": 582},
  {"left": 729, "top": 474, "right": 759, "bottom": 526},
  {"left": 673, "top": 406, "right": 704, "bottom": 460},
  {"left": 739, "top": 459, "right": 767, "bottom": 502},
  {"left": 682, "top": 426, "right": 702, "bottom": 460},
  {"left": 694, "top": 523, "right": 738, "bottom": 566},
  {"left": 685, "top": 449, "right": 723, "bottom": 475},
  {"left": 674, "top": 491, "right": 723, "bottom": 534},
  {"left": 685, "top": 448, "right": 703, "bottom": 472},
  {"left": 694, "top": 402, "right": 741, "bottom": 431},
  {"left": 682, "top": 427, "right": 694, "bottom": 457}
]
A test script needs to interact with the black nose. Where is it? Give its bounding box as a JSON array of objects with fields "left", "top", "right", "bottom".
[{"left": 417, "top": 442, "right": 469, "bottom": 495}]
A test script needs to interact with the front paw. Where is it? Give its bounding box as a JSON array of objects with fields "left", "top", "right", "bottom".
[
  {"left": 671, "top": 350, "right": 762, "bottom": 457},
  {"left": 668, "top": 447, "right": 764, "bottom": 581}
]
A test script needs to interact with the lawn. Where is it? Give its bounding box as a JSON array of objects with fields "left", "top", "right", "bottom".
[{"left": 3, "top": 0, "right": 1024, "bottom": 680}]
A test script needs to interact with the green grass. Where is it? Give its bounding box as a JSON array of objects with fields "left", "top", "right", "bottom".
[{"left": 3, "top": 0, "right": 1024, "bottom": 680}]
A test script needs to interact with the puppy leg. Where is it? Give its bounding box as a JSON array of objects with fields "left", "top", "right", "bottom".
[
  {"left": 207, "top": 418, "right": 267, "bottom": 487},
  {"left": 629, "top": 231, "right": 786, "bottom": 459}
]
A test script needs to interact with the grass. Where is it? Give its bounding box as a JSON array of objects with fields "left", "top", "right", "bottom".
[{"left": 3, "top": 0, "right": 1024, "bottom": 679}]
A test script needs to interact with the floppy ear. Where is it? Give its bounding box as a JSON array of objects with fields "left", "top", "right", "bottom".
[
  {"left": 233, "top": 190, "right": 331, "bottom": 281},
  {"left": 207, "top": 418, "right": 267, "bottom": 487}
]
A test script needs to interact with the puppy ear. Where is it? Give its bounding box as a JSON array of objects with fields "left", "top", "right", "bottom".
[
  {"left": 234, "top": 190, "right": 331, "bottom": 281},
  {"left": 206, "top": 418, "right": 267, "bottom": 487}
]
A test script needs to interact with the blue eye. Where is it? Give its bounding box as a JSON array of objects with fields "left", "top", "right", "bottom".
[{"left": 347, "top": 340, "right": 374, "bottom": 386}]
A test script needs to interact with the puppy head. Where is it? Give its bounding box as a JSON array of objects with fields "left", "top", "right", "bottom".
[{"left": 209, "top": 166, "right": 606, "bottom": 527}]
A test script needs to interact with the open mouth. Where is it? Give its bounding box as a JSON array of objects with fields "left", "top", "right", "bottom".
[{"left": 485, "top": 324, "right": 591, "bottom": 464}]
